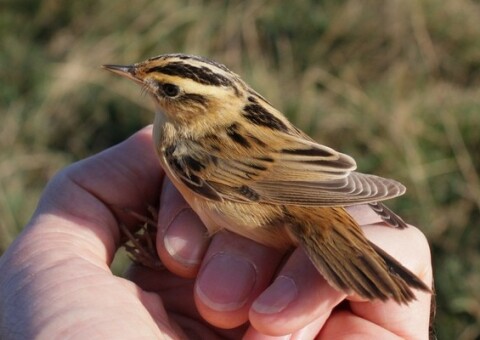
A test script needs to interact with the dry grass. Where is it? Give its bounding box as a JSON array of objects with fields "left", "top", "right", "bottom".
[{"left": 1, "top": 0, "right": 479, "bottom": 338}]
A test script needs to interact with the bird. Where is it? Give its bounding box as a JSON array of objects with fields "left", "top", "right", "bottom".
[{"left": 103, "top": 53, "right": 430, "bottom": 304}]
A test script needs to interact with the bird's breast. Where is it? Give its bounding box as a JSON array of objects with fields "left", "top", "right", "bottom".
[
  {"left": 196, "top": 198, "right": 293, "bottom": 249},
  {"left": 159, "top": 160, "right": 292, "bottom": 249}
]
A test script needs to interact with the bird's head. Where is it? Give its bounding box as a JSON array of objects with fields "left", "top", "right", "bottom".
[{"left": 103, "top": 54, "right": 248, "bottom": 132}]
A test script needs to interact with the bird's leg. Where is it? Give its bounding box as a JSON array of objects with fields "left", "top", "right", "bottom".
[{"left": 119, "top": 206, "right": 164, "bottom": 270}]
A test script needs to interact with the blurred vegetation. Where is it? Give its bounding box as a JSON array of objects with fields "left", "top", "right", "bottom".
[{"left": 1, "top": 0, "right": 479, "bottom": 338}]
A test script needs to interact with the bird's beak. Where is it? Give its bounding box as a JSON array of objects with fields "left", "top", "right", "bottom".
[{"left": 102, "top": 64, "right": 142, "bottom": 84}]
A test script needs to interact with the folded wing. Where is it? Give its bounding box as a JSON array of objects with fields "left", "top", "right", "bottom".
[{"left": 162, "top": 131, "right": 405, "bottom": 206}]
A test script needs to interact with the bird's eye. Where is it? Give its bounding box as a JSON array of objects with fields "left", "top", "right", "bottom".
[{"left": 162, "top": 83, "right": 180, "bottom": 97}]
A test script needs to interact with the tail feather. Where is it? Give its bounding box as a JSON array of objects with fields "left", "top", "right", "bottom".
[
  {"left": 287, "top": 206, "right": 430, "bottom": 304},
  {"left": 369, "top": 241, "right": 430, "bottom": 293},
  {"left": 368, "top": 202, "right": 408, "bottom": 229}
]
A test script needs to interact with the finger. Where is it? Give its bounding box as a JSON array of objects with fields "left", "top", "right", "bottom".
[
  {"left": 126, "top": 264, "right": 199, "bottom": 319},
  {"left": 348, "top": 224, "right": 433, "bottom": 339},
  {"left": 244, "top": 312, "right": 330, "bottom": 339},
  {"left": 32, "top": 126, "right": 163, "bottom": 265},
  {"left": 249, "top": 247, "right": 345, "bottom": 336},
  {"left": 54, "top": 126, "right": 162, "bottom": 214},
  {"left": 156, "top": 177, "right": 210, "bottom": 278},
  {"left": 126, "top": 265, "right": 249, "bottom": 339},
  {"left": 318, "top": 310, "right": 403, "bottom": 339},
  {"left": 194, "top": 231, "right": 286, "bottom": 329}
]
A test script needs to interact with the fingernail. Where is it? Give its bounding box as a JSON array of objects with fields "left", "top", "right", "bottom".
[
  {"left": 164, "top": 208, "right": 208, "bottom": 266},
  {"left": 196, "top": 253, "right": 256, "bottom": 311},
  {"left": 252, "top": 276, "right": 298, "bottom": 314}
]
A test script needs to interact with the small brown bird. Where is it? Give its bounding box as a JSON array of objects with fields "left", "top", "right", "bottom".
[{"left": 103, "top": 54, "right": 430, "bottom": 304}]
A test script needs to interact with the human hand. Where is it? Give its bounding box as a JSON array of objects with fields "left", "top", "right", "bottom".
[
  {"left": 156, "top": 180, "right": 433, "bottom": 339},
  {"left": 0, "top": 127, "right": 432, "bottom": 339}
]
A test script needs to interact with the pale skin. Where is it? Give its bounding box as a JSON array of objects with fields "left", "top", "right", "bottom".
[{"left": 0, "top": 127, "right": 432, "bottom": 339}]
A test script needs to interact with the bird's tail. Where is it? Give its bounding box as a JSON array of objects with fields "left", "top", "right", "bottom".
[{"left": 286, "top": 206, "right": 430, "bottom": 304}]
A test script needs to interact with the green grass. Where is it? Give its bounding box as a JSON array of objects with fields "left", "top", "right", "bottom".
[{"left": 1, "top": 0, "right": 479, "bottom": 338}]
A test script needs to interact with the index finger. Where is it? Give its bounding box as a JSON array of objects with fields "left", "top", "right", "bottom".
[
  {"left": 58, "top": 125, "right": 163, "bottom": 220},
  {"left": 32, "top": 126, "right": 163, "bottom": 263}
]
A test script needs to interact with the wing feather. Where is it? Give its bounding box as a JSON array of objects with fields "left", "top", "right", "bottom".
[
  {"left": 251, "top": 173, "right": 405, "bottom": 206},
  {"left": 162, "top": 130, "right": 405, "bottom": 206}
]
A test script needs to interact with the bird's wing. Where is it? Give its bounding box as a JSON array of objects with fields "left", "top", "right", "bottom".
[{"left": 161, "top": 130, "right": 405, "bottom": 206}]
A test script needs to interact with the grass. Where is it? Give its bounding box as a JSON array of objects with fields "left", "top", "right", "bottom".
[{"left": 1, "top": 0, "right": 479, "bottom": 338}]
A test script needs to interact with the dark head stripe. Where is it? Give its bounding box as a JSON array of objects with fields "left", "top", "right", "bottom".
[
  {"left": 148, "top": 54, "right": 231, "bottom": 72},
  {"left": 181, "top": 93, "right": 209, "bottom": 108},
  {"left": 147, "top": 62, "right": 233, "bottom": 87}
]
